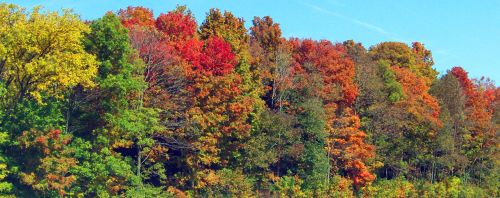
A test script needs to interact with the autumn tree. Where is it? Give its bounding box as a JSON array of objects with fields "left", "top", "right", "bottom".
[
  {"left": 289, "top": 39, "right": 375, "bottom": 188},
  {"left": 172, "top": 9, "right": 267, "bottom": 192},
  {"left": 17, "top": 129, "right": 76, "bottom": 197},
  {"left": 367, "top": 42, "right": 441, "bottom": 181},
  {"left": 0, "top": 3, "right": 97, "bottom": 132},
  {"left": 0, "top": 4, "right": 97, "bottom": 102},
  {"left": 250, "top": 16, "right": 293, "bottom": 110},
  {"left": 199, "top": 9, "right": 264, "bottom": 120},
  {"left": 155, "top": 6, "right": 197, "bottom": 41},
  {"left": 199, "top": 9, "right": 254, "bottom": 84},
  {"left": 450, "top": 67, "right": 497, "bottom": 184},
  {"left": 181, "top": 36, "right": 255, "bottom": 190},
  {"left": 370, "top": 42, "right": 437, "bottom": 85},
  {"left": 0, "top": 4, "right": 98, "bottom": 197},
  {"left": 118, "top": 6, "right": 155, "bottom": 29},
  {"left": 119, "top": 6, "right": 195, "bottom": 153}
]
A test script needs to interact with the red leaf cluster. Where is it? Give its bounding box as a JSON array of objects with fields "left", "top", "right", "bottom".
[
  {"left": 290, "top": 39, "right": 358, "bottom": 104},
  {"left": 198, "top": 37, "right": 236, "bottom": 76},
  {"left": 118, "top": 6, "right": 155, "bottom": 28},
  {"left": 156, "top": 11, "right": 197, "bottom": 40},
  {"left": 451, "top": 67, "right": 495, "bottom": 142}
]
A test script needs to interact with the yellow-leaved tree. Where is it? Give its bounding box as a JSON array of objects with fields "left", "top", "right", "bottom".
[{"left": 0, "top": 3, "right": 97, "bottom": 103}]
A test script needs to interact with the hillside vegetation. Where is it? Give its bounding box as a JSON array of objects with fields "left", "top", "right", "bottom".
[{"left": 0, "top": 4, "right": 498, "bottom": 197}]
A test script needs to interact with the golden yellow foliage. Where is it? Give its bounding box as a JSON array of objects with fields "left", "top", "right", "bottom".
[{"left": 0, "top": 3, "right": 97, "bottom": 102}]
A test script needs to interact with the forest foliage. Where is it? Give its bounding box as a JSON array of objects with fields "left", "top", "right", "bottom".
[{"left": 0, "top": 3, "right": 498, "bottom": 197}]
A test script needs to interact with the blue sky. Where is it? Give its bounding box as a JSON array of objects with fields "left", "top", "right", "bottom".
[{"left": 5, "top": 0, "right": 500, "bottom": 84}]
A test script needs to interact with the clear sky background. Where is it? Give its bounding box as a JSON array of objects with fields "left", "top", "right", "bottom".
[{"left": 5, "top": 0, "right": 500, "bottom": 84}]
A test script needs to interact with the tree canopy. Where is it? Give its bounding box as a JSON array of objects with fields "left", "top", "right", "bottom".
[{"left": 0, "top": 3, "right": 498, "bottom": 197}]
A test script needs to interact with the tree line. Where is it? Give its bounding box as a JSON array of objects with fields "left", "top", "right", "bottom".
[{"left": 0, "top": 3, "right": 498, "bottom": 197}]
